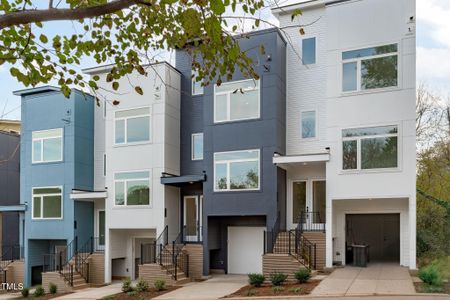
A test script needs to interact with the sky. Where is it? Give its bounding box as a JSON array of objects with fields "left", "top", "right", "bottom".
[{"left": 0, "top": 0, "right": 448, "bottom": 121}]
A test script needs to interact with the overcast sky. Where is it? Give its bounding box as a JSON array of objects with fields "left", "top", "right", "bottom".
[{"left": 0, "top": 0, "right": 448, "bottom": 120}]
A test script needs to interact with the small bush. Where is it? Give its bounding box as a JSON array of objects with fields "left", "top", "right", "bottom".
[
  {"left": 269, "top": 272, "right": 288, "bottom": 286},
  {"left": 127, "top": 290, "right": 138, "bottom": 296},
  {"left": 418, "top": 264, "right": 443, "bottom": 286},
  {"left": 418, "top": 284, "right": 445, "bottom": 293},
  {"left": 48, "top": 282, "right": 58, "bottom": 294},
  {"left": 21, "top": 287, "right": 29, "bottom": 297},
  {"left": 121, "top": 277, "right": 133, "bottom": 293},
  {"left": 244, "top": 288, "right": 256, "bottom": 296},
  {"left": 271, "top": 286, "right": 285, "bottom": 293},
  {"left": 136, "top": 277, "right": 149, "bottom": 292},
  {"left": 294, "top": 268, "right": 311, "bottom": 283},
  {"left": 154, "top": 279, "right": 166, "bottom": 291},
  {"left": 247, "top": 273, "right": 265, "bottom": 287},
  {"left": 288, "top": 287, "right": 304, "bottom": 294},
  {"left": 34, "top": 285, "right": 45, "bottom": 297}
]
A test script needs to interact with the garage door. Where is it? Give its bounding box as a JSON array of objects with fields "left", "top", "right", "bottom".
[
  {"left": 346, "top": 214, "right": 400, "bottom": 263},
  {"left": 228, "top": 226, "right": 265, "bottom": 274}
]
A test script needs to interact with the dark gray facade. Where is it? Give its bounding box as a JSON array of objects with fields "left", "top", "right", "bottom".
[
  {"left": 0, "top": 131, "right": 20, "bottom": 254},
  {"left": 174, "top": 28, "right": 287, "bottom": 274}
]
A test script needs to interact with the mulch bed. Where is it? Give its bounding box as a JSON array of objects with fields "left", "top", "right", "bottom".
[
  {"left": 414, "top": 282, "right": 450, "bottom": 294},
  {"left": 16, "top": 292, "right": 73, "bottom": 299},
  {"left": 224, "top": 280, "right": 321, "bottom": 298},
  {"left": 103, "top": 286, "right": 181, "bottom": 300}
]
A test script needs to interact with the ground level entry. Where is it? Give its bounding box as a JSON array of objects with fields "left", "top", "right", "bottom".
[
  {"left": 227, "top": 226, "right": 265, "bottom": 274},
  {"left": 346, "top": 214, "right": 400, "bottom": 264}
]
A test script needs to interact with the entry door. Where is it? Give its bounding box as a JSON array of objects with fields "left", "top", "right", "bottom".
[
  {"left": 97, "top": 210, "right": 105, "bottom": 251},
  {"left": 228, "top": 226, "right": 265, "bottom": 274},
  {"left": 291, "top": 180, "right": 326, "bottom": 229},
  {"left": 184, "top": 196, "right": 202, "bottom": 242}
]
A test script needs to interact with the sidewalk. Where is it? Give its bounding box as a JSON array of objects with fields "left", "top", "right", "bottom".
[{"left": 53, "top": 282, "right": 122, "bottom": 300}]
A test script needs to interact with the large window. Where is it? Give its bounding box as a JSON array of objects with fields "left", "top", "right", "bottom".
[
  {"left": 192, "top": 133, "right": 203, "bottom": 160},
  {"left": 342, "top": 44, "right": 398, "bottom": 92},
  {"left": 214, "top": 79, "right": 260, "bottom": 123},
  {"left": 115, "top": 107, "right": 150, "bottom": 145},
  {"left": 114, "top": 171, "right": 150, "bottom": 206},
  {"left": 302, "top": 37, "right": 316, "bottom": 65},
  {"left": 192, "top": 70, "right": 204, "bottom": 96},
  {"left": 342, "top": 125, "right": 398, "bottom": 171},
  {"left": 32, "top": 128, "right": 63, "bottom": 163},
  {"left": 214, "top": 149, "right": 260, "bottom": 191},
  {"left": 301, "top": 110, "right": 316, "bottom": 139},
  {"left": 32, "top": 187, "right": 63, "bottom": 219}
]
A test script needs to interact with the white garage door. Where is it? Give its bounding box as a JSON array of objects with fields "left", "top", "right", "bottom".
[{"left": 227, "top": 226, "right": 265, "bottom": 274}]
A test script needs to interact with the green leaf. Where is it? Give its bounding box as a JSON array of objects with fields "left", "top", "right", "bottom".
[
  {"left": 210, "top": 0, "right": 225, "bottom": 14},
  {"left": 291, "top": 8, "right": 302, "bottom": 21},
  {"left": 39, "top": 34, "right": 48, "bottom": 44},
  {"left": 135, "top": 86, "right": 143, "bottom": 95},
  {"left": 112, "top": 82, "right": 119, "bottom": 91}
]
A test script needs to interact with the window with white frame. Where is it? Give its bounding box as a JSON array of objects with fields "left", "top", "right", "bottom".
[
  {"left": 32, "top": 187, "right": 63, "bottom": 219},
  {"left": 214, "top": 149, "right": 260, "bottom": 191},
  {"left": 192, "top": 133, "right": 203, "bottom": 160},
  {"left": 115, "top": 107, "right": 150, "bottom": 145},
  {"left": 301, "top": 111, "right": 316, "bottom": 139},
  {"left": 114, "top": 171, "right": 150, "bottom": 206},
  {"left": 302, "top": 37, "right": 316, "bottom": 65},
  {"left": 342, "top": 44, "right": 398, "bottom": 92},
  {"left": 32, "top": 128, "right": 63, "bottom": 163},
  {"left": 192, "top": 70, "right": 204, "bottom": 96},
  {"left": 214, "top": 79, "right": 260, "bottom": 123},
  {"left": 342, "top": 125, "right": 398, "bottom": 171}
]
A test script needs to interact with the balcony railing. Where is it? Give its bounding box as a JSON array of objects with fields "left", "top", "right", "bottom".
[{"left": 297, "top": 211, "right": 326, "bottom": 233}]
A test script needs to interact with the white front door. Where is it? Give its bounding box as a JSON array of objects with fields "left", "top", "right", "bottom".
[
  {"left": 183, "top": 196, "right": 202, "bottom": 242},
  {"left": 290, "top": 180, "right": 326, "bottom": 230},
  {"left": 227, "top": 226, "right": 264, "bottom": 274}
]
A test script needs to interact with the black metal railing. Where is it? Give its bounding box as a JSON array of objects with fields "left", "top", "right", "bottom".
[
  {"left": 264, "top": 215, "right": 280, "bottom": 254},
  {"left": 182, "top": 225, "right": 203, "bottom": 243},
  {"left": 140, "top": 226, "right": 168, "bottom": 265},
  {"left": 43, "top": 237, "right": 79, "bottom": 286},
  {"left": 294, "top": 232, "right": 316, "bottom": 270},
  {"left": 0, "top": 245, "right": 23, "bottom": 279},
  {"left": 171, "top": 230, "right": 189, "bottom": 280},
  {"left": 297, "top": 210, "right": 326, "bottom": 233}
]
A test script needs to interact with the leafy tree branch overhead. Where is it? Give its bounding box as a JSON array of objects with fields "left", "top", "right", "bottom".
[{"left": 0, "top": 0, "right": 283, "bottom": 98}]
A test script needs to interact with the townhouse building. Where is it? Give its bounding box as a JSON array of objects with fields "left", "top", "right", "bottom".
[{"left": 14, "top": 0, "right": 416, "bottom": 289}]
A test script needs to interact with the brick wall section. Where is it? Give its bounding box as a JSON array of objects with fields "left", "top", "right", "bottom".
[
  {"left": 138, "top": 264, "right": 177, "bottom": 286},
  {"left": 5, "top": 260, "right": 24, "bottom": 284},
  {"left": 302, "top": 232, "right": 326, "bottom": 270},
  {"left": 183, "top": 244, "right": 203, "bottom": 280},
  {"left": 41, "top": 272, "right": 72, "bottom": 293},
  {"left": 263, "top": 254, "right": 306, "bottom": 281},
  {"left": 88, "top": 253, "right": 105, "bottom": 286}
]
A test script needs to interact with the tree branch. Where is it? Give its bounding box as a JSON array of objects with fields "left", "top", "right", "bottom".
[{"left": 0, "top": 0, "right": 149, "bottom": 29}]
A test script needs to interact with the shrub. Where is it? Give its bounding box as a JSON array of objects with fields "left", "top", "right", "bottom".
[
  {"left": 21, "top": 287, "right": 29, "bottom": 298},
  {"left": 294, "top": 268, "right": 311, "bottom": 283},
  {"left": 244, "top": 288, "right": 256, "bottom": 296},
  {"left": 34, "top": 285, "right": 45, "bottom": 297},
  {"left": 418, "top": 264, "right": 443, "bottom": 286},
  {"left": 136, "top": 277, "right": 149, "bottom": 292},
  {"left": 127, "top": 291, "right": 138, "bottom": 296},
  {"left": 288, "top": 287, "right": 304, "bottom": 294},
  {"left": 48, "top": 282, "right": 57, "bottom": 294},
  {"left": 271, "top": 286, "right": 285, "bottom": 293},
  {"left": 121, "top": 277, "right": 133, "bottom": 293},
  {"left": 269, "top": 272, "right": 288, "bottom": 286},
  {"left": 154, "top": 279, "right": 166, "bottom": 291},
  {"left": 247, "top": 273, "right": 265, "bottom": 287}
]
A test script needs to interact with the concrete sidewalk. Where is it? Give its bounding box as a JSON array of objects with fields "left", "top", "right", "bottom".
[
  {"left": 53, "top": 282, "right": 122, "bottom": 300},
  {"left": 311, "top": 263, "right": 416, "bottom": 297}
]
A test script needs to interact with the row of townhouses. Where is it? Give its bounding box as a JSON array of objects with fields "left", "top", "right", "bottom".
[{"left": 1, "top": 0, "right": 416, "bottom": 289}]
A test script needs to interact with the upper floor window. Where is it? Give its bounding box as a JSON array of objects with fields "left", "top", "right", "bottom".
[
  {"left": 214, "top": 149, "right": 260, "bottom": 191},
  {"left": 114, "top": 171, "right": 150, "bottom": 206},
  {"left": 32, "top": 187, "right": 63, "bottom": 219},
  {"left": 192, "top": 133, "right": 203, "bottom": 160},
  {"left": 214, "top": 79, "right": 260, "bottom": 123},
  {"left": 115, "top": 107, "right": 150, "bottom": 145},
  {"left": 342, "top": 44, "right": 398, "bottom": 92},
  {"left": 301, "top": 111, "right": 316, "bottom": 139},
  {"left": 32, "top": 128, "right": 63, "bottom": 163},
  {"left": 192, "top": 70, "right": 204, "bottom": 96},
  {"left": 342, "top": 125, "right": 398, "bottom": 171},
  {"left": 302, "top": 37, "right": 316, "bottom": 65}
]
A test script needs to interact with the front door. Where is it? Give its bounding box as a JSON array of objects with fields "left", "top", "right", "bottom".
[
  {"left": 183, "top": 196, "right": 202, "bottom": 242},
  {"left": 97, "top": 210, "right": 105, "bottom": 251},
  {"left": 291, "top": 180, "right": 326, "bottom": 230}
]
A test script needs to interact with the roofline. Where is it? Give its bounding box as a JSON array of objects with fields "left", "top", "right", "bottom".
[
  {"left": 82, "top": 61, "right": 181, "bottom": 75},
  {"left": 0, "top": 119, "right": 20, "bottom": 124},
  {"left": 271, "top": 0, "right": 352, "bottom": 14},
  {"left": 13, "top": 85, "right": 93, "bottom": 98},
  {"left": 0, "top": 130, "right": 20, "bottom": 137}
]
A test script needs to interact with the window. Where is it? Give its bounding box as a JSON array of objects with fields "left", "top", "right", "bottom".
[
  {"left": 115, "top": 107, "right": 150, "bottom": 145},
  {"left": 342, "top": 44, "right": 398, "bottom": 92},
  {"left": 192, "top": 70, "right": 203, "bottom": 95},
  {"left": 292, "top": 181, "right": 306, "bottom": 223},
  {"left": 301, "top": 111, "right": 316, "bottom": 139},
  {"left": 32, "top": 187, "right": 63, "bottom": 219},
  {"left": 114, "top": 171, "right": 150, "bottom": 206},
  {"left": 302, "top": 37, "right": 316, "bottom": 65},
  {"left": 313, "top": 181, "right": 326, "bottom": 223},
  {"left": 214, "top": 149, "right": 260, "bottom": 191},
  {"left": 32, "top": 128, "right": 63, "bottom": 163},
  {"left": 192, "top": 133, "right": 203, "bottom": 160},
  {"left": 214, "top": 79, "right": 260, "bottom": 123},
  {"left": 342, "top": 125, "right": 398, "bottom": 170}
]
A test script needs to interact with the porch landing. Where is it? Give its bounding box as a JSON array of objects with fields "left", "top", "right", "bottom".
[{"left": 312, "top": 263, "right": 416, "bottom": 296}]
